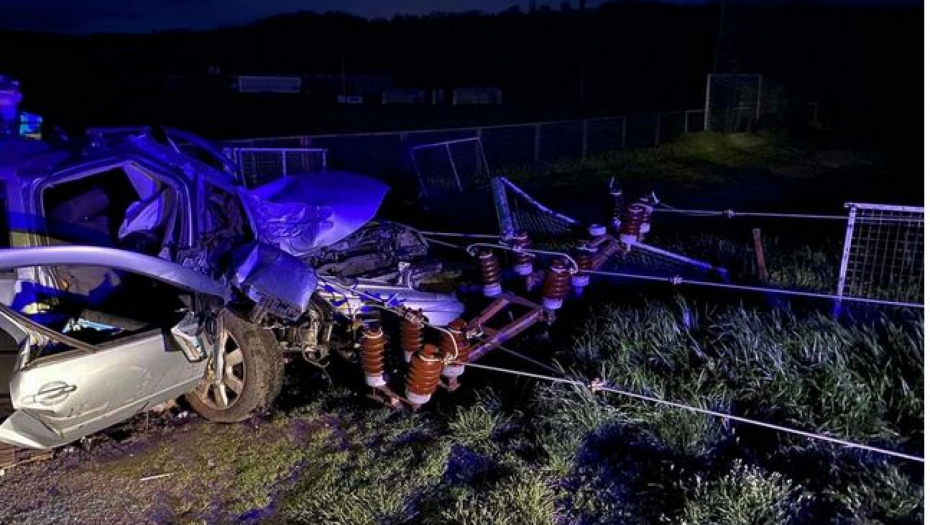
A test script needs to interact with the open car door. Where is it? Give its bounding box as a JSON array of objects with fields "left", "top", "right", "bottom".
[{"left": 0, "top": 246, "right": 230, "bottom": 449}]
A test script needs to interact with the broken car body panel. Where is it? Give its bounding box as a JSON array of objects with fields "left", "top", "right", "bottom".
[
  {"left": 228, "top": 242, "right": 318, "bottom": 321},
  {"left": 0, "top": 247, "right": 230, "bottom": 449},
  {"left": 0, "top": 331, "right": 207, "bottom": 449}
]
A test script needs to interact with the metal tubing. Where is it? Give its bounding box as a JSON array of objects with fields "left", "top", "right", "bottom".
[{"left": 467, "top": 308, "right": 545, "bottom": 363}]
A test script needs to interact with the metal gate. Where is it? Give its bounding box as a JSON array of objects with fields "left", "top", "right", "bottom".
[{"left": 836, "top": 203, "right": 924, "bottom": 307}]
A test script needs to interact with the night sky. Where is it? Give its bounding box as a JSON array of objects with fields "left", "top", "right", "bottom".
[
  {"left": 3, "top": 0, "right": 908, "bottom": 35},
  {"left": 1, "top": 0, "right": 606, "bottom": 34}
]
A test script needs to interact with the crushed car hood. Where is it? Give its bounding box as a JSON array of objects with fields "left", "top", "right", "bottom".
[{"left": 243, "top": 171, "right": 389, "bottom": 258}]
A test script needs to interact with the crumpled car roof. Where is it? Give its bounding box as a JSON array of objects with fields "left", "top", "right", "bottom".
[{"left": 244, "top": 171, "right": 389, "bottom": 257}]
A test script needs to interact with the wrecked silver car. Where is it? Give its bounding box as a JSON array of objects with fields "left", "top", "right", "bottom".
[
  {"left": 0, "top": 120, "right": 470, "bottom": 449},
  {"left": 0, "top": 81, "right": 718, "bottom": 451}
]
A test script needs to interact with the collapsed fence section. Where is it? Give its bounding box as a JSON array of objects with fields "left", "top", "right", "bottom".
[{"left": 410, "top": 138, "right": 490, "bottom": 198}]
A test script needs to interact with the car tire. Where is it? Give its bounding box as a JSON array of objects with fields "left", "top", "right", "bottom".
[{"left": 186, "top": 311, "right": 284, "bottom": 423}]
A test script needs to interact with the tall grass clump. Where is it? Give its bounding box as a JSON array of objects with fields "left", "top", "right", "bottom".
[
  {"left": 446, "top": 389, "right": 514, "bottom": 455},
  {"left": 679, "top": 460, "right": 808, "bottom": 524},
  {"left": 431, "top": 470, "right": 557, "bottom": 525},
  {"left": 533, "top": 299, "right": 922, "bottom": 521}
]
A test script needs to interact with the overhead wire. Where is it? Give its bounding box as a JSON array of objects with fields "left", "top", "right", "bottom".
[
  {"left": 586, "top": 269, "right": 924, "bottom": 309},
  {"left": 462, "top": 361, "right": 924, "bottom": 464}
]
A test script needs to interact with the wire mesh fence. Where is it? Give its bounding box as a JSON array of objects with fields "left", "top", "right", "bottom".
[
  {"left": 491, "top": 176, "right": 580, "bottom": 241},
  {"left": 411, "top": 138, "right": 491, "bottom": 198},
  {"left": 222, "top": 108, "right": 705, "bottom": 189},
  {"left": 704, "top": 74, "right": 788, "bottom": 133},
  {"left": 836, "top": 203, "right": 924, "bottom": 305},
  {"left": 226, "top": 147, "right": 328, "bottom": 188}
]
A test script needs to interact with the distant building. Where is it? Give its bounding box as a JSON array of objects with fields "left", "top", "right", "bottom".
[
  {"left": 235, "top": 76, "right": 302, "bottom": 94},
  {"left": 337, "top": 95, "right": 365, "bottom": 105},
  {"left": 381, "top": 88, "right": 427, "bottom": 105},
  {"left": 452, "top": 87, "right": 503, "bottom": 106}
]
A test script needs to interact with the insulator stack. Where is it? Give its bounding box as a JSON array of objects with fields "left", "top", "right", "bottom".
[
  {"left": 572, "top": 243, "right": 596, "bottom": 290},
  {"left": 610, "top": 188, "right": 624, "bottom": 233},
  {"left": 509, "top": 231, "right": 535, "bottom": 276},
  {"left": 588, "top": 223, "right": 607, "bottom": 239},
  {"left": 441, "top": 319, "right": 471, "bottom": 379},
  {"left": 542, "top": 258, "right": 572, "bottom": 310},
  {"left": 620, "top": 203, "right": 647, "bottom": 248},
  {"left": 406, "top": 344, "right": 443, "bottom": 406},
  {"left": 360, "top": 326, "right": 387, "bottom": 388},
  {"left": 399, "top": 311, "right": 425, "bottom": 363},
  {"left": 476, "top": 249, "right": 503, "bottom": 298}
]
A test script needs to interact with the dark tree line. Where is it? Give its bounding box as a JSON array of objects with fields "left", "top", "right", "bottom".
[{"left": 0, "top": 1, "right": 920, "bottom": 144}]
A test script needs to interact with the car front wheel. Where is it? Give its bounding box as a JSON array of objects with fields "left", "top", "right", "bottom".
[{"left": 186, "top": 311, "right": 284, "bottom": 423}]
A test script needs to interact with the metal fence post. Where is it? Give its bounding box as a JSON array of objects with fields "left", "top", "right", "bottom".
[
  {"left": 684, "top": 111, "right": 690, "bottom": 135},
  {"left": 833, "top": 205, "right": 858, "bottom": 316},
  {"left": 446, "top": 143, "right": 463, "bottom": 191},
  {"left": 281, "top": 150, "right": 287, "bottom": 176},
  {"left": 704, "top": 74, "right": 712, "bottom": 131},
  {"left": 755, "top": 75, "right": 763, "bottom": 129}
]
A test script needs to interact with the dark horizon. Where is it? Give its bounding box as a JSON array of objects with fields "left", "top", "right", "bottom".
[{"left": 0, "top": 0, "right": 920, "bottom": 35}]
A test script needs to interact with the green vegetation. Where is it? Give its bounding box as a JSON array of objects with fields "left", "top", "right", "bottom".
[
  {"left": 93, "top": 286, "right": 920, "bottom": 523},
  {"left": 532, "top": 299, "right": 922, "bottom": 523},
  {"left": 655, "top": 234, "right": 842, "bottom": 293},
  {"left": 77, "top": 134, "right": 918, "bottom": 523},
  {"left": 680, "top": 460, "right": 806, "bottom": 525},
  {"left": 503, "top": 131, "right": 881, "bottom": 190}
]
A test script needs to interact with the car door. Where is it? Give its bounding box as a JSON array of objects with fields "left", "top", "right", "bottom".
[{"left": 0, "top": 246, "right": 229, "bottom": 450}]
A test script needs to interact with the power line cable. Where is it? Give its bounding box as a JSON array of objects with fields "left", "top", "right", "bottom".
[{"left": 462, "top": 361, "right": 924, "bottom": 464}]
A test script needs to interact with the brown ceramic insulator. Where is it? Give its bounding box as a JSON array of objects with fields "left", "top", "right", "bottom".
[
  {"left": 574, "top": 244, "right": 595, "bottom": 272},
  {"left": 440, "top": 319, "right": 471, "bottom": 364},
  {"left": 571, "top": 244, "right": 596, "bottom": 289},
  {"left": 406, "top": 344, "right": 443, "bottom": 404},
  {"left": 510, "top": 231, "right": 534, "bottom": 274},
  {"left": 542, "top": 258, "right": 572, "bottom": 309},
  {"left": 620, "top": 203, "right": 647, "bottom": 243},
  {"left": 399, "top": 313, "right": 425, "bottom": 359},
  {"left": 610, "top": 190, "right": 625, "bottom": 231},
  {"left": 639, "top": 203, "right": 655, "bottom": 240},
  {"left": 476, "top": 249, "right": 503, "bottom": 297},
  {"left": 360, "top": 326, "right": 387, "bottom": 387}
]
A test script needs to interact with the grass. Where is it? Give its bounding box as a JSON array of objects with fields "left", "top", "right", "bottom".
[
  {"left": 534, "top": 299, "right": 922, "bottom": 523},
  {"left": 500, "top": 130, "right": 881, "bottom": 190},
  {"left": 69, "top": 132, "right": 919, "bottom": 523},
  {"left": 84, "top": 237, "right": 920, "bottom": 524},
  {"left": 680, "top": 460, "right": 807, "bottom": 525}
]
